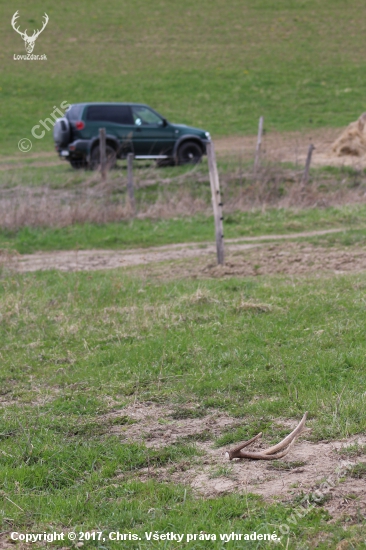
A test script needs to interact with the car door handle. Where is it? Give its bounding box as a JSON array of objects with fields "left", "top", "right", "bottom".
[{"left": 135, "top": 128, "right": 142, "bottom": 132}]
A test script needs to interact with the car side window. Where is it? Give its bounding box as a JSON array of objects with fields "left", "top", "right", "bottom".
[
  {"left": 86, "top": 105, "right": 134, "bottom": 125},
  {"left": 132, "top": 106, "right": 163, "bottom": 126}
]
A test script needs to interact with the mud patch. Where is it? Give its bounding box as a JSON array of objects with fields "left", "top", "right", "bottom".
[
  {"left": 202, "top": 241, "right": 366, "bottom": 278},
  {"left": 106, "top": 403, "right": 366, "bottom": 521},
  {"left": 134, "top": 240, "right": 366, "bottom": 281}
]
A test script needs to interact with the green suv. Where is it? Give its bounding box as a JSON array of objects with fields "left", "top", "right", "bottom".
[{"left": 53, "top": 103, "right": 211, "bottom": 169}]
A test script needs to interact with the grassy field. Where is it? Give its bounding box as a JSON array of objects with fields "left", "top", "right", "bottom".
[
  {"left": 2, "top": 0, "right": 366, "bottom": 155},
  {"left": 1, "top": 265, "right": 366, "bottom": 548},
  {"left": 2, "top": 1, "right": 366, "bottom": 547}
]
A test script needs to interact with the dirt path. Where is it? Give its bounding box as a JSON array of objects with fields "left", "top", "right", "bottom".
[
  {"left": 4, "top": 227, "right": 365, "bottom": 276},
  {"left": 0, "top": 160, "right": 62, "bottom": 171}
]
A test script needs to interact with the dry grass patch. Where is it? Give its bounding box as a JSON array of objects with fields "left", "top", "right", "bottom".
[{"left": 234, "top": 300, "right": 273, "bottom": 313}]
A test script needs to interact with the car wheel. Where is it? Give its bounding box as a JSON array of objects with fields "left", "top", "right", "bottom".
[
  {"left": 90, "top": 145, "right": 117, "bottom": 170},
  {"left": 69, "top": 156, "right": 87, "bottom": 170},
  {"left": 177, "top": 141, "right": 203, "bottom": 165}
]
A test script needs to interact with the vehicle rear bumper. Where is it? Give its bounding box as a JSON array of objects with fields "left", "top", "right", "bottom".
[{"left": 56, "top": 139, "right": 90, "bottom": 159}]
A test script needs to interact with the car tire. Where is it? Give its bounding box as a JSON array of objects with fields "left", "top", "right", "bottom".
[
  {"left": 90, "top": 145, "right": 117, "bottom": 170},
  {"left": 177, "top": 141, "right": 203, "bottom": 165},
  {"left": 53, "top": 117, "right": 70, "bottom": 148},
  {"left": 69, "top": 156, "right": 87, "bottom": 170}
]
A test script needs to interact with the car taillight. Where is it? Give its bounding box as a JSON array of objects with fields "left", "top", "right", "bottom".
[{"left": 75, "top": 121, "right": 85, "bottom": 130}]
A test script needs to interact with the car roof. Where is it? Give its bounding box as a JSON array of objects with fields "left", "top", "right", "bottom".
[{"left": 70, "top": 102, "right": 150, "bottom": 108}]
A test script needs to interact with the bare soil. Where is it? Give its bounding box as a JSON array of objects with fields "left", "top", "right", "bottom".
[
  {"left": 200, "top": 241, "right": 366, "bottom": 279},
  {"left": 4, "top": 229, "right": 366, "bottom": 277},
  {"left": 0, "top": 152, "right": 55, "bottom": 163},
  {"left": 104, "top": 402, "right": 366, "bottom": 521}
]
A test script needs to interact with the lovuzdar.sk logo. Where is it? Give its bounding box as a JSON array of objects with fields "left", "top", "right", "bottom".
[{"left": 11, "top": 10, "right": 49, "bottom": 60}]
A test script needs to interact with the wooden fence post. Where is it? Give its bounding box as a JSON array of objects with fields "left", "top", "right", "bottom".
[
  {"left": 127, "top": 152, "right": 136, "bottom": 215},
  {"left": 206, "top": 141, "right": 224, "bottom": 265},
  {"left": 302, "top": 144, "right": 315, "bottom": 185},
  {"left": 254, "top": 115, "right": 264, "bottom": 175},
  {"left": 99, "top": 128, "right": 107, "bottom": 182}
]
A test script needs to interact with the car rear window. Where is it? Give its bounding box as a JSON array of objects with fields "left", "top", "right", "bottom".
[{"left": 86, "top": 105, "right": 134, "bottom": 125}]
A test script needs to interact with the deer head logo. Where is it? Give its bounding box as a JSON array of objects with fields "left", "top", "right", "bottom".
[{"left": 11, "top": 11, "right": 49, "bottom": 54}]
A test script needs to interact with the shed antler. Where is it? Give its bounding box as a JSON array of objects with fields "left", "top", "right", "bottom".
[{"left": 226, "top": 412, "right": 307, "bottom": 461}]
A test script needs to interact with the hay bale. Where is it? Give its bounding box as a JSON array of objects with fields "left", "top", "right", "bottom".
[{"left": 332, "top": 113, "right": 366, "bottom": 157}]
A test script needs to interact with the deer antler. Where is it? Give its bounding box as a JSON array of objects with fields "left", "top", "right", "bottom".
[
  {"left": 225, "top": 412, "right": 307, "bottom": 461},
  {"left": 11, "top": 11, "right": 27, "bottom": 39},
  {"left": 32, "top": 13, "right": 49, "bottom": 40}
]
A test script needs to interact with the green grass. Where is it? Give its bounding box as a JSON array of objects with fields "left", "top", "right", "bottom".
[
  {"left": 2, "top": 0, "right": 366, "bottom": 155},
  {"left": 1, "top": 266, "right": 366, "bottom": 546},
  {"left": 347, "top": 462, "right": 366, "bottom": 479},
  {"left": 336, "top": 443, "right": 366, "bottom": 458},
  {"left": 1, "top": 204, "right": 366, "bottom": 254},
  {"left": 0, "top": 162, "right": 91, "bottom": 188},
  {"left": 304, "top": 227, "right": 366, "bottom": 248}
]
